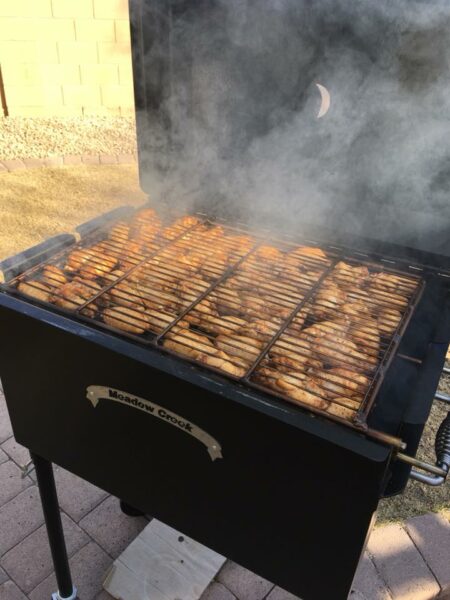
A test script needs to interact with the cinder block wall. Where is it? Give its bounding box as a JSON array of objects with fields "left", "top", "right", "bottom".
[{"left": 0, "top": 0, "right": 134, "bottom": 117}]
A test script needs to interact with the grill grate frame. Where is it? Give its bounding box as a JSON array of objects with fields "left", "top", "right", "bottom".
[{"left": 1, "top": 208, "right": 424, "bottom": 436}]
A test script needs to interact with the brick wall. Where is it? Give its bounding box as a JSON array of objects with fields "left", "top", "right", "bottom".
[{"left": 0, "top": 0, "right": 134, "bottom": 117}]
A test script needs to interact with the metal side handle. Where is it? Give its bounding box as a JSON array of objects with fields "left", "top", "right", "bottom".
[{"left": 397, "top": 410, "right": 450, "bottom": 486}]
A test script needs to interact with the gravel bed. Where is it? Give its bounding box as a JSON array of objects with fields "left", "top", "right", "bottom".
[{"left": 0, "top": 116, "right": 137, "bottom": 160}]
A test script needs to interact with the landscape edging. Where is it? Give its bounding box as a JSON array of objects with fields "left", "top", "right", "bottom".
[{"left": 0, "top": 152, "right": 137, "bottom": 173}]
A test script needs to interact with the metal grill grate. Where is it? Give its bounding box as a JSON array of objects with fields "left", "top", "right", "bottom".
[{"left": 3, "top": 207, "right": 424, "bottom": 433}]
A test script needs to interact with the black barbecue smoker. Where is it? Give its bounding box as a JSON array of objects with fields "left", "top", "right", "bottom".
[{"left": 1, "top": 1, "right": 450, "bottom": 599}]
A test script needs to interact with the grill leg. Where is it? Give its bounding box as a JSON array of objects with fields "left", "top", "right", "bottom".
[
  {"left": 31, "top": 453, "right": 77, "bottom": 600},
  {"left": 119, "top": 500, "right": 145, "bottom": 517}
]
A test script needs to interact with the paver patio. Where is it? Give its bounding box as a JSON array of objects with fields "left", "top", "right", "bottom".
[{"left": 0, "top": 389, "right": 448, "bottom": 600}]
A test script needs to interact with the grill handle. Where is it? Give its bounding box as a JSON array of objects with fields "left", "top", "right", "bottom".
[{"left": 397, "top": 409, "right": 450, "bottom": 486}]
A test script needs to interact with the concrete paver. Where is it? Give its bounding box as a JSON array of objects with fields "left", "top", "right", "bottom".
[
  {"left": 1, "top": 512, "right": 89, "bottom": 593},
  {"left": 0, "top": 566, "right": 8, "bottom": 585},
  {"left": 53, "top": 467, "right": 108, "bottom": 523},
  {"left": 95, "top": 591, "right": 116, "bottom": 600},
  {"left": 368, "top": 523, "right": 440, "bottom": 600},
  {"left": 0, "top": 487, "right": 44, "bottom": 556},
  {"left": 63, "top": 155, "right": 83, "bottom": 165},
  {"left": 0, "top": 447, "right": 8, "bottom": 465},
  {"left": 202, "top": 582, "right": 237, "bottom": 600},
  {"left": 29, "top": 542, "right": 111, "bottom": 600},
  {"left": 117, "top": 153, "right": 134, "bottom": 163},
  {"left": 406, "top": 513, "right": 450, "bottom": 589},
  {"left": 217, "top": 561, "right": 274, "bottom": 600},
  {"left": 1, "top": 438, "right": 30, "bottom": 469},
  {"left": 22, "top": 159, "right": 45, "bottom": 169},
  {"left": 266, "top": 586, "right": 300, "bottom": 600},
  {"left": 0, "top": 394, "right": 13, "bottom": 443},
  {"left": 0, "top": 461, "right": 32, "bottom": 508},
  {"left": 0, "top": 580, "right": 28, "bottom": 600},
  {"left": 43, "top": 157, "right": 64, "bottom": 168},
  {"left": 2, "top": 160, "right": 26, "bottom": 172},
  {"left": 81, "top": 154, "right": 100, "bottom": 165},
  {"left": 79, "top": 495, "right": 147, "bottom": 558},
  {"left": 349, "top": 591, "right": 368, "bottom": 599},
  {"left": 99, "top": 155, "right": 118, "bottom": 165},
  {"left": 351, "top": 553, "right": 392, "bottom": 599}
]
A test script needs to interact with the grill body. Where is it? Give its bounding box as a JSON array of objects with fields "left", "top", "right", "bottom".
[
  {"left": 0, "top": 0, "right": 449, "bottom": 596},
  {"left": 0, "top": 295, "right": 387, "bottom": 600},
  {"left": 0, "top": 243, "right": 448, "bottom": 599}
]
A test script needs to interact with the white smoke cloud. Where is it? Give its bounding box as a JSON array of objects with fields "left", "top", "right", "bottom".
[{"left": 133, "top": 0, "right": 450, "bottom": 254}]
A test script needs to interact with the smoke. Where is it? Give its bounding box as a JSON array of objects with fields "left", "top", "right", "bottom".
[{"left": 134, "top": 0, "right": 450, "bottom": 254}]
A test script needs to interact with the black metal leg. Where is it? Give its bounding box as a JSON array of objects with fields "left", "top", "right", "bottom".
[{"left": 31, "top": 453, "right": 77, "bottom": 600}]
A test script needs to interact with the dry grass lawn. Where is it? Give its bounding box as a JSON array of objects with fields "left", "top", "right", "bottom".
[
  {"left": 377, "top": 396, "right": 450, "bottom": 524},
  {"left": 0, "top": 164, "right": 448, "bottom": 524},
  {"left": 0, "top": 164, "right": 146, "bottom": 259}
]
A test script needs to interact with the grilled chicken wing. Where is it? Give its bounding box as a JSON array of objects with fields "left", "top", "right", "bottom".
[
  {"left": 332, "top": 262, "right": 369, "bottom": 287},
  {"left": 18, "top": 280, "right": 52, "bottom": 303},
  {"left": 117, "top": 241, "right": 146, "bottom": 271},
  {"left": 215, "top": 334, "right": 262, "bottom": 362},
  {"left": 132, "top": 283, "right": 181, "bottom": 312},
  {"left": 239, "top": 318, "right": 278, "bottom": 340},
  {"left": 275, "top": 374, "right": 330, "bottom": 410},
  {"left": 287, "top": 246, "right": 328, "bottom": 263},
  {"left": 312, "top": 334, "right": 377, "bottom": 371},
  {"left": 210, "top": 288, "right": 242, "bottom": 314},
  {"left": 67, "top": 244, "right": 117, "bottom": 280},
  {"left": 370, "top": 272, "right": 413, "bottom": 294},
  {"left": 326, "top": 402, "right": 357, "bottom": 420},
  {"left": 254, "top": 245, "right": 283, "bottom": 262},
  {"left": 341, "top": 301, "right": 371, "bottom": 319},
  {"left": 109, "top": 280, "right": 146, "bottom": 310},
  {"left": 145, "top": 309, "right": 189, "bottom": 334},
  {"left": 185, "top": 313, "right": 246, "bottom": 335},
  {"left": 134, "top": 266, "right": 179, "bottom": 293},
  {"left": 365, "top": 282, "right": 409, "bottom": 309},
  {"left": 312, "top": 284, "right": 347, "bottom": 320},
  {"left": 161, "top": 216, "right": 201, "bottom": 239},
  {"left": 53, "top": 277, "right": 101, "bottom": 316},
  {"left": 199, "top": 252, "right": 230, "bottom": 279},
  {"left": 163, "top": 328, "right": 216, "bottom": 359},
  {"left": 269, "top": 337, "right": 323, "bottom": 371},
  {"left": 108, "top": 222, "right": 130, "bottom": 243},
  {"left": 178, "top": 276, "right": 210, "bottom": 296},
  {"left": 102, "top": 306, "right": 151, "bottom": 334},
  {"left": 199, "top": 350, "right": 247, "bottom": 377},
  {"left": 312, "top": 367, "right": 369, "bottom": 398},
  {"left": 40, "top": 265, "right": 67, "bottom": 287},
  {"left": 377, "top": 308, "right": 402, "bottom": 335},
  {"left": 350, "top": 320, "right": 381, "bottom": 356}
]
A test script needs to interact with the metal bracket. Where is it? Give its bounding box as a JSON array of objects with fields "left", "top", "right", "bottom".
[
  {"left": 397, "top": 410, "right": 450, "bottom": 486},
  {"left": 434, "top": 391, "right": 450, "bottom": 405},
  {"left": 52, "top": 586, "right": 77, "bottom": 600}
]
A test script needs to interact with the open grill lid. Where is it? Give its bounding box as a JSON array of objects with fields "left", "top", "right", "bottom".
[{"left": 129, "top": 0, "right": 450, "bottom": 260}]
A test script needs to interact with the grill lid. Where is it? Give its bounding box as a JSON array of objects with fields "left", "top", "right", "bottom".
[{"left": 129, "top": 0, "right": 450, "bottom": 257}]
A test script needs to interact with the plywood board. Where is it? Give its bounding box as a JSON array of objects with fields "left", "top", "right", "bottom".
[{"left": 103, "top": 519, "right": 226, "bottom": 600}]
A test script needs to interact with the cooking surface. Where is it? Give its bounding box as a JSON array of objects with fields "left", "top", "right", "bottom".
[{"left": 2, "top": 207, "right": 423, "bottom": 429}]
